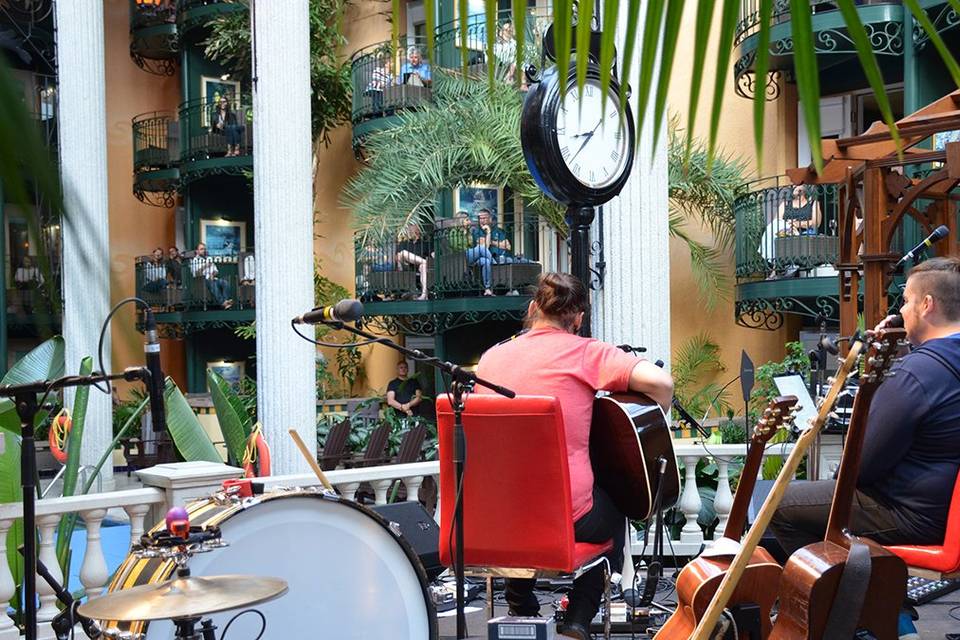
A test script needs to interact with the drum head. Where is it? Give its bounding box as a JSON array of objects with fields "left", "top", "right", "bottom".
[{"left": 140, "top": 495, "right": 437, "bottom": 639}]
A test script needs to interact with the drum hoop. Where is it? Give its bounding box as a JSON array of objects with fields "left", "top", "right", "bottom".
[{"left": 104, "top": 489, "right": 438, "bottom": 639}]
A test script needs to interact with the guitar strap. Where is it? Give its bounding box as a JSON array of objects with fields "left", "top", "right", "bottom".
[{"left": 822, "top": 542, "right": 872, "bottom": 640}]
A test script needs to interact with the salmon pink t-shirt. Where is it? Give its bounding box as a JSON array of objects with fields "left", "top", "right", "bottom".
[{"left": 475, "top": 327, "right": 641, "bottom": 520}]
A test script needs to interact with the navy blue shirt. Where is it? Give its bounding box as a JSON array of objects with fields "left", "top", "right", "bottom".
[{"left": 859, "top": 333, "right": 960, "bottom": 543}]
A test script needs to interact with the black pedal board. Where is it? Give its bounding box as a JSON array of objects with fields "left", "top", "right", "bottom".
[{"left": 905, "top": 575, "right": 960, "bottom": 606}]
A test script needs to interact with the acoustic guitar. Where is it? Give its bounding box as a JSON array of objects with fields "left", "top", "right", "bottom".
[
  {"left": 654, "top": 395, "right": 799, "bottom": 640},
  {"left": 770, "top": 329, "right": 907, "bottom": 640},
  {"left": 590, "top": 393, "right": 681, "bottom": 521},
  {"left": 680, "top": 338, "right": 863, "bottom": 640}
]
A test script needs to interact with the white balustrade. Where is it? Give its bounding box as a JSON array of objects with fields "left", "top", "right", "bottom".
[
  {"left": 36, "top": 514, "right": 61, "bottom": 640},
  {"left": 0, "top": 446, "right": 793, "bottom": 637}
]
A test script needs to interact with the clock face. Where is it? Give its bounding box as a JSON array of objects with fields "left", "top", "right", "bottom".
[{"left": 554, "top": 79, "right": 630, "bottom": 189}]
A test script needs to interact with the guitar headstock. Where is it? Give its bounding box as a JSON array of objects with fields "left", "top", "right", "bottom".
[
  {"left": 751, "top": 395, "right": 799, "bottom": 444},
  {"left": 862, "top": 328, "right": 907, "bottom": 389}
]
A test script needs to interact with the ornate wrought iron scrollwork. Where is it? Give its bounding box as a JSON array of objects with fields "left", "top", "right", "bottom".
[
  {"left": 770, "top": 20, "right": 902, "bottom": 57},
  {"left": 736, "top": 299, "right": 785, "bottom": 331},
  {"left": 0, "top": 0, "right": 54, "bottom": 25},
  {"left": 915, "top": 3, "right": 960, "bottom": 50},
  {"left": 179, "top": 163, "right": 252, "bottom": 188},
  {"left": 129, "top": 37, "right": 179, "bottom": 76},
  {"left": 361, "top": 308, "right": 527, "bottom": 337},
  {"left": 133, "top": 182, "right": 178, "bottom": 208}
]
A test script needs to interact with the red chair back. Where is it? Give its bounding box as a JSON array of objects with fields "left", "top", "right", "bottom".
[
  {"left": 437, "top": 394, "right": 577, "bottom": 572},
  {"left": 887, "top": 469, "right": 960, "bottom": 575}
]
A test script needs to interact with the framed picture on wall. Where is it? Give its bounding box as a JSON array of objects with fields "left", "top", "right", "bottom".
[
  {"left": 453, "top": 183, "right": 504, "bottom": 223},
  {"left": 207, "top": 360, "right": 245, "bottom": 391},
  {"left": 200, "top": 218, "right": 245, "bottom": 257},
  {"left": 200, "top": 76, "right": 241, "bottom": 126}
]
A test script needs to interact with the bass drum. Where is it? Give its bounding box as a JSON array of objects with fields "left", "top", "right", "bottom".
[{"left": 104, "top": 489, "right": 438, "bottom": 639}]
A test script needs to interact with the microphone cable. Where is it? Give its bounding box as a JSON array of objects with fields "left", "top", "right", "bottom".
[{"left": 95, "top": 296, "right": 151, "bottom": 396}]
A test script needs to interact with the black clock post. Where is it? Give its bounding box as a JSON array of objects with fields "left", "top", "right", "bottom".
[{"left": 567, "top": 204, "right": 596, "bottom": 337}]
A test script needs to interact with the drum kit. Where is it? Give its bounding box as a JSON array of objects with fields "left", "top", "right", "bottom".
[{"left": 69, "top": 484, "right": 438, "bottom": 640}]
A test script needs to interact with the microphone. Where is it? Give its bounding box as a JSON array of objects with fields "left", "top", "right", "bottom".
[
  {"left": 895, "top": 225, "right": 949, "bottom": 267},
  {"left": 293, "top": 299, "right": 364, "bottom": 325},
  {"left": 143, "top": 309, "right": 167, "bottom": 432}
]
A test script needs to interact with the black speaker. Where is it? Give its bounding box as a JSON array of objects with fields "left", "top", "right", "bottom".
[{"left": 372, "top": 502, "right": 443, "bottom": 581}]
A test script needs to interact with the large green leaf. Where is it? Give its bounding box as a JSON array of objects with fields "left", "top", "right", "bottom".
[
  {"left": 683, "top": 0, "right": 716, "bottom": 165},
  {"left": 207, "top": 369, "right": 252, "bottom": 465},
  {"left": 635, "top": 0, "right": 665, "bottom": 135},
  {"left": 618, "top": 0, "right": 642, "bottom": 118},
  {"left": 753, "top": 0, "right": 773, "bottom": 168},
  {"left": 706, "top": 0, "right": 742, "bottom": 165},
  {"left": 790, "top": 0, "right": 822, "bottom": 172},
  {"left": 651, "top": 0, "right": 685, "bottom": 148},
  {"left": 56, "top": 356, "right": 93, "bottom": 573},
  {"left": 0, "top": 430, "right": 23, "bottom": 612},
  {"left": 574, "top": 0, "right": 593, "bottom": 98},
  {"left": 164, "top": 379, "right": 221, "bottom": 463},
  {"left": 511, "top": 0, "right": 525, "bottom": 89},
  {"left": 486, "top": 0, "right": 497, "bottom": 88},
  {"left": 552, "top": 0, "right": 573, "bottom": 94},
  {"left": 0, "top": 337, "right": 66, "bottom": 435},
  {"left": 597, "top": 0, "right": 618, "bottom": 118}
]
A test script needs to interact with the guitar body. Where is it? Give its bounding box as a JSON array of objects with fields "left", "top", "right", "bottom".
[
  {"left": 590, "top": 393, "right": 680, "bottom": 520},
  {"left": 770, "top": 536, "right": 906, "bottom": 640},
  {"left": 656, "top": 545, "right": 781, "bottom": 639}
]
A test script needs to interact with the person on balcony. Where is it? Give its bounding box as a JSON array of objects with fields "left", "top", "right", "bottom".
[
  {"left": 399, "top": 46, "right": 431, "bottom": 87},
  {"left": 191, "top": 242, "right": 232, "bottom": 309},
  {"left": 494, "top": 21, "right": 518, "bottom": 82},
  {"left": 475, "top": 272, "right": 674, "bottom": 640},
  {"left": 211, "top": 96, "right": 244, "bottom": 157},
  {"left": 451, "top": 211, "right": 494, "bottom": 296},
  {"left": 165, "top": 245, "right": 183, "bottom": 287},
  {"left": 143, "top": 247, "right": 167, "bottom": 295},
  {"left": 770, "top": 257, "right": 960, "bottom": 640},
  {"left": 365, "top": 53, "right": 395, "bottom": 114},
  {"left": 474, "top": 208, "right": 530, "bottom": 268},
  {"left": 395, "top": 223, "right": 432, "bottom": 301},
  {"left": 13, "top": 255, "right": 43, "bottom": 314},
  {"left": 240, "top": 252, "right": 255, "bottom": 286},
  {"left": 761, "top": 184, "right": 824, "bottom": 279}
]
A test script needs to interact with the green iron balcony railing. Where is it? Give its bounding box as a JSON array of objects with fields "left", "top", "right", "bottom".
[
  {"left": 129, "top": 0, "right": 178, "bottom": 76},
  {"left": 356, "top": 214, "right": 554, "bottom": 301},
  {"left": 178, "top": 96, "right": 253, "bottom": 163},
  {"left": 6, "top": 254, "right": 60, "bottom": 326},
  {"left": 350, "top": 7, "right": 552, "bottom": 126},
  {"left": 133, "top": 111, "right": 179, "bottom": 171},
  {"left": 177, "top": 0, "right": 244, "bottom": 31},
  {"left": 135, "top": 250, "right": 255, "bottom": 312},
  {"left": 734, "top": 176, "right": 840, "bottom": 280},
  {"left": 735, "top": 0, "right": 901, "bottom": 46}
]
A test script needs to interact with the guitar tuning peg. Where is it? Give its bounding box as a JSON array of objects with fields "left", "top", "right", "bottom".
[{"left": 794, "top": 404, "right": 804, "bottom": 412}]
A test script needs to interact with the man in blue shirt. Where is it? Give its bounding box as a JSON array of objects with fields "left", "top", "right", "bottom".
[
  {"left": 472, "top": 209, "right": 511, "bottom": 262},
  {"left": 770, "top": 256, "right": 960, "bottom": 638},
  {"left": 400, "top": 46, "right": 431, "bottom": 86}
]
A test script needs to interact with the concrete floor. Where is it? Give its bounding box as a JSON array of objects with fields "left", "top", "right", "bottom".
[{"left": 437, "top": 576, "right": 960, "bottom": 639}]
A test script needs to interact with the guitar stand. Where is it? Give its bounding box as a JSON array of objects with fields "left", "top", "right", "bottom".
[{"left": 629, "top": 457, "right": 668, "bottom": 612}]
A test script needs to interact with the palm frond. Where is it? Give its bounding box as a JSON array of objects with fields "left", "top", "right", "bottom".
[{"left": 343, "top": 72, "right": 566, "bottom": 242}]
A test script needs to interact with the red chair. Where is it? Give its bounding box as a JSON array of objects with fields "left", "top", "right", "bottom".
[
  {"left": 437, "top": 394, "right": 614, "bottom": 637},
  {"left": 885, "top": 470, "right": 960, "bottom": 579}
]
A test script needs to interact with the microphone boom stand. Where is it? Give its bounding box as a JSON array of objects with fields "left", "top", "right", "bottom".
[
  {"left": 0, "top": 368, "right": 148, "bottom": 640},
  {"left": 320, "top": 320, "right": 515, "bottom": 639}
]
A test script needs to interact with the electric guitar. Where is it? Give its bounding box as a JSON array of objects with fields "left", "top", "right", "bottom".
[
  {"left": 770, "top": 329, "right": 907, "bottom": 640},
  {"left": 655, "top": 395, "right": 799, "bottom": 640},
  {"left": 590, "top": 393, "right": 680, "bottom": 521},
  {"left": 684, "top": 338, "right": 863, "bottom": 640}
]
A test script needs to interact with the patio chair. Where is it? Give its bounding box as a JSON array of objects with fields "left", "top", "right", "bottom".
[
  {"left": 392, "top": 424, "right": 427, "bottom": 464},
  {"left": 317, "top": 417, "right": 352, "bottom": 471},
  {"left": 436, "top": 394, "right": 614, "bottom": 637},
  {"left": 885, "top": 469, "right": 960, "bottom": 579},
  {"left": 343, "top": 422, "right": 392, "bottom": 469}
]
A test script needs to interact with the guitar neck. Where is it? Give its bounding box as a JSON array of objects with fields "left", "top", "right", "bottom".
[
  {"left": 722, "top": 438, "right": 768, "bottom": 540},
  {"left": 824, "top": 385, "right": 878, "bottom": 545}
]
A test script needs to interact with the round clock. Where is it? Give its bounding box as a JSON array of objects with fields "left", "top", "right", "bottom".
[{"left": 521, "top": 64, "right": 636, "bottom": 206}]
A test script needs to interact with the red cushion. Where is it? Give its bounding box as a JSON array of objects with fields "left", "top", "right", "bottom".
[
  {"left": 572, "top": 541, "right": 614, "bottom": 569},
  {"left": 437, "top": 394, "right": 609, "bottom": 573},
  {"left": 886, "top": 470, "right": 960, "bottom": 574}
]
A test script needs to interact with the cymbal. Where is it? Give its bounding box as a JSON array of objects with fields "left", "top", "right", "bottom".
[{"left": 78, "top": 574, "right": 288, "bottom": 621}]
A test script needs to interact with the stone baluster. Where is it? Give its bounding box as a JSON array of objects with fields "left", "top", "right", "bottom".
[
  {"left": 679, "top": 456, "right": 704, "bottom": 546},
  {"left": 0, "top": 519, "right": 17, "bottom": 640},
  {"left": 125, "top": 503, "right": 151, "bottom": 548},
  {"left": 36, "top": 514, "right": 63, "bottom": 640},
  {"left": 372, "top": 479, "right": 394, "bottom": 505},
  {"left": 338, "top": 482, "right": 360, "bottom": 502},
  {"left": 403, "top": 476, "right": 423, "bottom": 503},
  {"left": 713, "top": 460, "right": 733, "bottom": 540},
  {"left": 80, "top": 509, "right": 108, "bottom": 598}
]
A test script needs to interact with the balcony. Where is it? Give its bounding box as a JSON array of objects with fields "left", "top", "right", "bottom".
[
  {"left": 132, "top": 111, "right": 180, "bottom": 207},
  {"left": 128, "top": 0, "right": 179, "bottom": 76},
  {"left": 135, "top": 251, "right": 254, "bottom": 335},
  {"left": 176, "top": 0, "right": 245, "bottom": 34},
  {"left": 733, "top": 177, "right": 842, "bottom": 329},
  {"left": 177, "top": 96, "right": 253, "bottom": 186},
  {"left": 733, "top": 0, "right": 904, "bottom": 100},
  {"left": 350, "top": 7, "right": 551, "bottom": 147},
  {"left": 355, "top": 215, "right": 563, "bottom": 335}
]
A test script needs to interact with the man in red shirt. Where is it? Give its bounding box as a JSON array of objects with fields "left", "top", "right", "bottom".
[{"left": 477, "top": 272, "right": 673, "bottom": 639}]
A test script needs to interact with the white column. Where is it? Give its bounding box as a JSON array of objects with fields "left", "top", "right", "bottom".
[
  {"left": 56, "top": 0, "right": 113, "bottom": 489},
  {"left": 714, "top": 460, "right": 733, "bottom": 539},
  {"left": 36, "top": 514, "right": 62, "bottom": 640},
  {"left": 591, "top": 1, "right": 670, "bottom": 366},
  {"left": 252, "top": 0, "right": 317, "bottom": 474},
  {"left": 80, "top": 509, "right": 108, "bottom": 598},
  {"left": 679, "top": 456, "right": 704, "bottom": 546}
]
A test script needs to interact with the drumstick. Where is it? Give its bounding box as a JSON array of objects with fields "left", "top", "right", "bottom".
[{"left": 288, "top": 429, "right": 334, "bottom": 491}]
